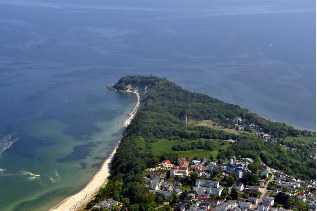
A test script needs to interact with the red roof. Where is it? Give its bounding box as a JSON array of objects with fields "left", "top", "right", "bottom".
[
  {"left": 162, "top": 160, "right": 171, "bottom": 164},
  {"left": 180, "top": 161, "right": 189, "bottom": 167},
  {"left": 298, "top": 192, "right": 305, "bottom": 196}
]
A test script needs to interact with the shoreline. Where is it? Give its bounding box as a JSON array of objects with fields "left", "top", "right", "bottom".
[{"left": 50, "top": 87, "right": 140, "bottom": 211}]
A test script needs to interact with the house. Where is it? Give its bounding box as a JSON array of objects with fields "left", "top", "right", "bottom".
[
  {"left": 193, "top": 186, "right": 224, "bottom": 197},
  {"left": 248, "top": 197, "right": 259, "bottom": 205},
  {"left": 205, "top": 163, "right": 217, "bottom": 172},
  {"left": 191, "top": 164, "right": 205, "bottom": 172},
  {"left": 296, "top": 192, "right": 306, "bottom": 202},
  {"left": 226, "top": 162, "right": 246, "bottom": 179},
  {"left": 174, "top": 187, "right": 182, "bottom": 195},
  {"left": 235, "top": 182, "right": 244, "bottom": 191},
  {"left": 156, "top": 190, "right": 171, "bottom": 199},
  {"left": 149, "top": 179, "right": 162, "bottom": 190},
  {"left": 201, "top": 158, "right": 207, "bottom": 165},
  {"left": 161, "top": 160, "right": 173, "bottom": 168},
  {"left": 215, "top": 200, "right": 238, "bottom": 211},
  {"left": 239, "top": 201, "right": 252, "bottom": 210},
  {"left": 209, "top": 187, "right": 224, "bottom": 197},
  {"left": 192, "top": 160, "right": 201, "bottom": 165},
  {"left": 161, "top": 182, "right": 173, "bottom": 192},
  {"left": 237, "top": 170, "right": 244, "bottom": 179},
  {"left": 188, "top": 193, "right": 196, "bottom": 200},
  {"left": 262, "top": 196, "right": 274, "bottom": 206},
  {"left": 233, "top": 117, "right": 243, "bottom": 124},
  {"left": 247, "top": 186, "right": 260, "bottom": 191},
  {"left": 178, "top": 158, "right": 189, "bottom": 167},
  {"left": 260, "top": 170, "right": 269, "bottom": 178},
  {"left": 170, "top": 166, "right": 189, "bottom": 178},
  {"left": 96, "top": 199, "right": 121, "bottom": 210},
  {"left": 196, "top": 180, "right": 219, "bottom": 188},
  {"left": 257, "top": 205, "right": 269, "bottom": 211}
]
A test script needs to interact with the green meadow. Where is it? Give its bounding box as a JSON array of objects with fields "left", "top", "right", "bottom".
[{"left": 151, "top": 139, "right": 231, "bottom": 159}]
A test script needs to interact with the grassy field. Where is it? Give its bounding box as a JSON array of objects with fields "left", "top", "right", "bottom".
[
  {"left": 151, "top": 139, "right": 230, "bottom": 159},
  {"left": 285, "top": 136, "right": 315, "bottom": 144},
  {"left": 189, "top": 119, "right": 239, "bottom": 135}
]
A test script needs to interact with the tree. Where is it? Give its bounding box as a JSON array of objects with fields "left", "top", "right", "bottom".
[
  {"left": 221, "top": 188, "right": 229, "bottom": 199},
  {"left": 241, "top": 172, "right": 259, "bottom": 186},
  {"left": 286, "top": 196, "right": 296, "bottom": 209},
  {"left": 168, "top": 193, "right": 179, "bottom": 206},
  {"left": 212, "top": 167, "right": 221, "bottom": 177},
  {"left": 209, "top": 154, "right": 214, "bottom": 161},
  {"left": 274, "top": 192, "right": 289, "bottom": 207},
  {"left": 230, "top": 187, "right": 239, "bottom": 200},
  {"left": 248, "top": 156, "right": 261, "bottom": 174},
  {"left": 294, "top": 199, "right": 309, "bottom": 211},
  {"left": 226, "top": 175, "right": 236, "bottom": 187}
]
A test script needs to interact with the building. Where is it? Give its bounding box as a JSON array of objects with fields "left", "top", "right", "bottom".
[
  {"left": 209, "top": 187, "right": 224, "bottom": 197},
  {"left": 192, "top": 160, "right": 201, "bottom": 165},
  {"left": 235, "top": 182, "right": 244, "bottom": 191},
  {"left": 262, "top": 196, "right": 274, "bottom": 206},
  {"left": 248, "top": 197, "right": 259, "bottom": 205},
  {"left": 215, "top": 200, "right": 238, "bottom": 211},
  {"left": 161, "top": 182, "right": 173, "bottom": 192},
  {"left": 226, "top": 162, "right": 246, "bottom": 179},
  {"left": 161, "top": 160, "right": 173, "bottom": 168},
  {"left": 257, "top": 205, "right": 269, "bottom": 211},
  {"left": 149, "top": 179, "right": 162, "bottom": 190},
  {"left": 205, "top": 163, "right": 217, "bottom": 172},
  {"left": 260, "top": 170, "right": 269, "bottom": 178},
  {"left": 170, "top": 166, "right": 188, "bottom": 177},
  {"left": 96, "top": 199, "right": 121, "bottom": 210},
  {"left": 296, "top": 192, "right": 306, "bottom": 202},
  {"left": 196, "top": 180, "right": 219, "bottom": 188},
  {"left": 191, "top": 164, "right": 205, "bottom": 171},
  {"left": 193, "top": 186, "right": 224, "bottom": 197},
  {"left": 239, "top": 201, "right": 252, "bottom": 210}
]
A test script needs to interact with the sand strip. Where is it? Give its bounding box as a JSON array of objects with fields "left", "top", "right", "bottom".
[{"left": 50, "top": 89, "right": 140, "bottom": 211}]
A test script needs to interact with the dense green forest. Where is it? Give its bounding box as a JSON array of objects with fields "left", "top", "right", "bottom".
[{"left": 88, "top": 76, "right": 315, "bottom": 210}]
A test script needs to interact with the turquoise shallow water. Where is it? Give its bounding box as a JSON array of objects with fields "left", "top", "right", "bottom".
[
  {"left": 0, "top": 89, "right": 136, "bottom": 210},
  {"left": 0, "top": 0, "right": 315, "bottom": 210}
]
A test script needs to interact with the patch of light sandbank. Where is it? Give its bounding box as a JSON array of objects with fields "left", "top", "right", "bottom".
[{"left": 19, "top": 170, "right": 41, "bottom": 178}]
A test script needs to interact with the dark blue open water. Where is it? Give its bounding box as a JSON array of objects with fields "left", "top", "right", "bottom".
[{"left": 0, "top": 0, "right": 315, "bottom": 210}]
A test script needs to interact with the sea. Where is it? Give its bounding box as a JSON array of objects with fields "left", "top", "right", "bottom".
[{"left": 0, "top": 0, "right": 315, "bottom": 210}]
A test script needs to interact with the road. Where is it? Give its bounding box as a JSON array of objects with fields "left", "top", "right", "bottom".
[{"left": 255, "top": 174, "right": 275, "bottom": 208}]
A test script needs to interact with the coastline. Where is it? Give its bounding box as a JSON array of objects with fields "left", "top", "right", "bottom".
[{"left": 50, "top": 87, "right": 140, "bottom": 211}]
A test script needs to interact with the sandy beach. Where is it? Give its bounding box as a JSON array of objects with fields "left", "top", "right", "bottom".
[{"left": 50, "top": 89, "right": 140, "bottom": 211}]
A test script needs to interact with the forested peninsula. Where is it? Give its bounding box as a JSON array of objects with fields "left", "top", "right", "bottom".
[{"left": 88, "top": 76, "right": 315, "bottom": 210}]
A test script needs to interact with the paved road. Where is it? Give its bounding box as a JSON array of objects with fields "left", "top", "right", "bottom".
[{"left": 256, "top": 175, "right": 275, "bottom": 208}]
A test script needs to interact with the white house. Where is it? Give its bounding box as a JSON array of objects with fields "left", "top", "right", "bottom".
[
  {"left": 209, "top": 187, "right": 224, "bottom": 197},
  {"left": 170, "top": 166, "right": 188, "bottom": 178},
  {"left": 149, "top": 179, "right": 161, "bottom": 190},
  {"left": 196, "top": 180, "right": 219, "bottom": 188},
  {"left": 193, "top": 186, "right": 224, "bottom": 197},
  {"left": 192, "top": 160, "right": 201, "bottom": 165}
]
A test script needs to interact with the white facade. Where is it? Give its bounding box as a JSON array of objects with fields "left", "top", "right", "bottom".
[{"left": 196, "top": 180, "right": 219, "bottom": 188}]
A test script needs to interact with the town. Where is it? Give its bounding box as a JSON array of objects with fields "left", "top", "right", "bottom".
[
  {"left": 92, "top": 116, "right": 315, "bottom": 211},
  {"left": 94, "top": 155, "right": 315, "bottom": 211}
]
